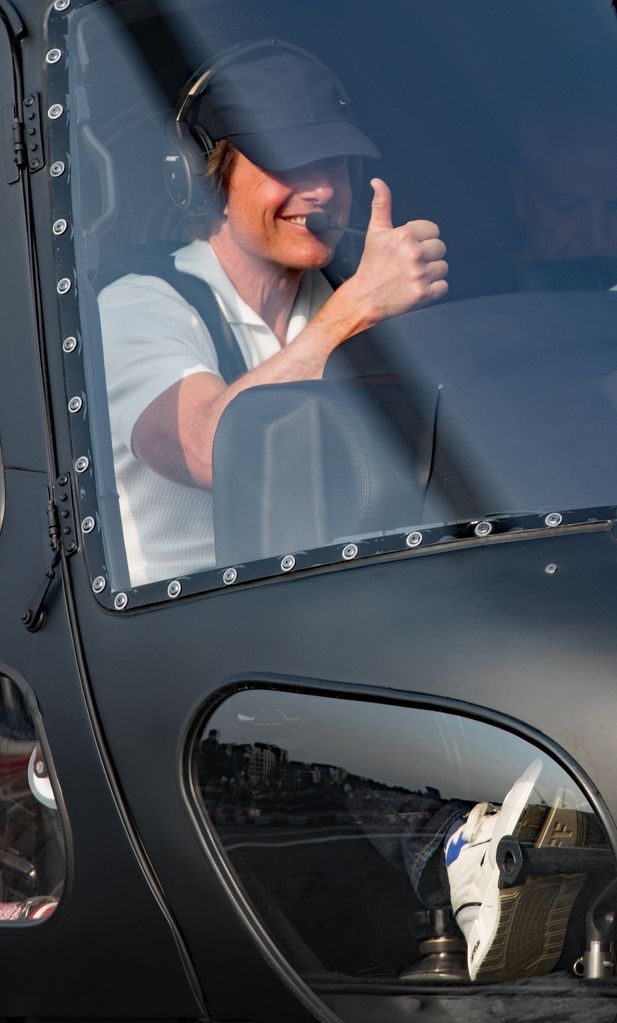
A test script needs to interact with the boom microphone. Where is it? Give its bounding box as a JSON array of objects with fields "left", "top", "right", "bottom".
[{"left": 305, "top": 211, "right": 366, "bottom": 238}]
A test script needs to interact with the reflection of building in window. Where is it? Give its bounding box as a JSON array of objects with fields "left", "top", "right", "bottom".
[{"left": 198, "top": 730, "right": 440, "bottom": 821}]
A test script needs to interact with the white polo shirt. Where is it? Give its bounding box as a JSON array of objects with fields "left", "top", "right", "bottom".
[{"left": 99, "top": 240, "right": 332, "bottom": 586}]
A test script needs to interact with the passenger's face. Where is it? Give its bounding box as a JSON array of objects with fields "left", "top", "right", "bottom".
[
  {"left": 513, "top": 147, "right": 617, "bottom": 261},
  {"left": 220, "top": 153, "right": 352, "bottom": 271}
]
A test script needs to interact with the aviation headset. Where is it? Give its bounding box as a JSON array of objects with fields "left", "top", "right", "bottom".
[{"left": 163, "top": 38, "right": 359, "bottom": 215}]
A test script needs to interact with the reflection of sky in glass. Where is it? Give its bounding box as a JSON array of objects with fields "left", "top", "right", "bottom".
[{"left": 205, "top": 690, "right": 590, "bottom": 810}]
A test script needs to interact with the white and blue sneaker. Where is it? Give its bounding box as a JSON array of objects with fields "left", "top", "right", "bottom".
[{"left": 445, "top": 759, "right": 586, "bottom": 981}]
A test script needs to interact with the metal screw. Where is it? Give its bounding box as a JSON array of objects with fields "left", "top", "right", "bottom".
[
  {"left": 474, "top": 520, "right": 493, "bottom": 537},
  {"left": 342, "top": 543, "right": 358, "bottom": 560},
  {"left": 406, "top": 531, "right": 423, "bottom": 548},
  {"left": 281, "top": 555, "right": 296, "bottom": 572},
  {"left": 545, "top": 512, "right": 563, "bottom": 528},
  {"left": 114, "top": 592, "right": 128, "bottom": 611},
  {"left": 167, "top": 580, "right": 182, "bottom": 598},
  {"left": 57, "top": 277, "right": 71, "bottom": 294},
  {"left": 67, "top": 395, "right": 82, "bottom": 413},
  {"left": 63, "top": 335, "right": 77, "bottom": 353},
  {"left": 24, "top": 95, "right": 34, "bottom": 107},
  {"left": 35, "top": 759, "right": 46, "bottom": 776},
  {"left": 50, "top": 160, "right": 65, "bottom": 177},
  {"left": 57, "top": 474, "right": 68, "bottom": 486},
  {"left": 223, "top": 567, "right": 237, "bottom": 585},
  {"left": 53, "top": 218, "right": 68, "bottom": 235},
  {"left": 74, "top": 455, "right": 89, "bottom": 473},
  {"left": 81, "top": 516, "right": 95, "bottom": 534},
  {"left": 66, "top": 540, "right": 76, "bottom": 554},
  {"left": 48, "top": 103, "right": 64, "bottom": 119},
  {"left": 30, "top": 158, "right": 41, "bottom": 170},
  {"left": 54, "top": 0, "right": 70, "bottom": 9},
  {"left": 545, "top": 563, "right": 559, "bottom": 575},
  {"left": 46, "top": 48, "right": 62, "bottom": 64},
  {"left": 92, "top": 575, "right": 106, "bottom": 594}
]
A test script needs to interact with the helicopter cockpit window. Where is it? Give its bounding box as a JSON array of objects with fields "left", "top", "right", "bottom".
[
  {"left": 0, "top": 676, "right": 65, "bottom": 922},
  {"left": 190, "top": 689, "right": 617, "bottom": 1016},
  {"left": 52, "top": 0, "right": 617, "bottom": 604}
]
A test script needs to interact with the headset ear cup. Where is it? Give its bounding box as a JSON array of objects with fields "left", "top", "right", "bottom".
[{"left": 164, "top": 124, "right": 210, "bottom": 212}]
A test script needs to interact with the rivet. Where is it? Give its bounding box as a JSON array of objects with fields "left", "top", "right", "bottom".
[
  {"left": 545, "top": 512, "right": 563, "bottom": 528},
  {"left": 74, "top": 455, "right": 89, "bottom": 473},
  {"left": 545, "top": 563, "right": 559, "bottom": 575},
  {"left": 57, "top": 277, "right": 71, "bottom": 294},
  {"left": 281, "top": 555, "right": 296, "bottom": 572},
  {"left": 114, "top": 592, "right": 128, "bottom": 611},
  {"left": 50, "top": 160, "right": 65, "bottom": 177},
  {"left": 406, "top": 531, "right": 423, "bottom": 548},
  {"left": 54, "top": 0, "right": 70, "bottom": 9},
  {"left": 24, "top": 95, "right": 34, "bottom": 107},
  {"left": 53, "top": 218, "right": 68, "bottom": 235},
  {"left": 46, "top": 48, "right": 62, "bottom": 64},
  {"left": 474, "top": 520, "right": 493, "bottom": 537},
  {"left": 63, "top": 335, "right": 77, "bottom": 353},
  {"left": 223, "top": 567, "right": 237, "bottom": 585},
  {"left": 48, "top": 103, "right": 64, "bottom": 119},
  {"left": 81, "top": 516, "right": 95, "bottom": 534},
  {"left": 342, "top": 543, "right": 358, "bottom": 560},
  {"left": 66, "top": 540, "right": 76, "bottom": 553},
  {"left": 30, "top": 158, "right": 41, "bottom": 170},
  {"left": 167, "top": 580, "right": 182, "bottom": 598},
  {"left": 92, "top": 575, "right": 106, "bottom": 594},
  {"left": 67, "top": 395, "right": 82, "bottom": 413}
]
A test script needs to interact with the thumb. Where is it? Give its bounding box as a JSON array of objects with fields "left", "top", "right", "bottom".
[{"left": 367, "top": 178, "right": 393, "bottom": 232}]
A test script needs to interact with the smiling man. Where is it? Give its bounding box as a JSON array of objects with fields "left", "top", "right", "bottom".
[{"left": 99, "top": 42, "right": 448, "bottom": 586}]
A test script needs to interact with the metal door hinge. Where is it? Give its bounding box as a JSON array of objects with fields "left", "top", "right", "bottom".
[
  {"left": 3, "top": 93, "right": 44, "bottom": 183},
  {"left": 22, "top": 474, "right": 77, "bottom": 632},
  {"left": 21, "top": 93, "right": 45, "bottom": 173},
  {"left": 52, "top": 472, "right": 78, "bottom": 557}
]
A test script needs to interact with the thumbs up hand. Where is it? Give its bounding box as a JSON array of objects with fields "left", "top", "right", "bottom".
[{"left": 348, "top": 178, "right": 448, "bottom": 327}]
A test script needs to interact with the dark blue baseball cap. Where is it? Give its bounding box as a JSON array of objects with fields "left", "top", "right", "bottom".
[{"left": 190, "top": 43, "right": 380, "bottom": 171}]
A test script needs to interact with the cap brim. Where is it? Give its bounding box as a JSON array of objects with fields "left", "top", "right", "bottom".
[{"left": 228, "top": 120, "right": 380, "bottom": 171}]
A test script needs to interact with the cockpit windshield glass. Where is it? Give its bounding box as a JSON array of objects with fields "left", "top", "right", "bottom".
[{"left": 55, "top": 0, "right": 617, "bottom": 600}]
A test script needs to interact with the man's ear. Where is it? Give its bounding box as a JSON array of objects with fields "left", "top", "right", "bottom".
[{"left": 509, "top": 166, "right": 528, "bottom": 223}]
